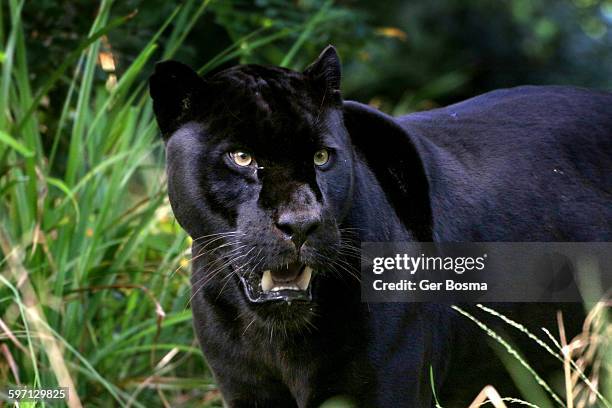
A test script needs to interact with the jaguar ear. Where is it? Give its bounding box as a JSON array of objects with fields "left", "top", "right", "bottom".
[
  {"left": 149, "top": 60, "right": 205, "bottom": 139},
  {"left": 304, "top": 45, "right": 342, "bottom": 102}
]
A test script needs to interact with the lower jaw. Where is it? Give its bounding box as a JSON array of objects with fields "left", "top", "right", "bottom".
[{"left": 239, "top": 275, "right": 313, "bottom": 303}]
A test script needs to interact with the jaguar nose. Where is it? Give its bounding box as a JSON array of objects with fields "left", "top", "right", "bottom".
[{"left": 276, "top": 211, "right": 321, "bottom": 250}]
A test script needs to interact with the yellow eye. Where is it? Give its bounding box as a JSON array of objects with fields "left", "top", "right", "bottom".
[
  {"left": 230, "top": 151, "right": 253, "bottom": 167},
  {"left": 313, "top": 149, "right": 330, "bottom": 166}
]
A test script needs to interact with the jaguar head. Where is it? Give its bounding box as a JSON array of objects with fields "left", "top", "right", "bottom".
[{"left": 150, "top": 47, "right": 359, "bottom": 316}]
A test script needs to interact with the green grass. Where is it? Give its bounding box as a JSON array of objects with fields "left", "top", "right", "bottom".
[
  {"left": 0, "top": 0, "right": 338, "bottom": 406},
  {"left": 0, "top": 0, "right": 211, "bottom": 405},
  {"left": 451, "top": 304, "right": 611, "bottom": 408}
]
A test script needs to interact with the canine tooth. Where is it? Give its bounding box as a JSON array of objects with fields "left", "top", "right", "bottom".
[
  {"left": 296, "top": 266, "right": 313, "bottom": 290},
  {"left": 261, "top": 270, "right": 273, "bottom": 292}
]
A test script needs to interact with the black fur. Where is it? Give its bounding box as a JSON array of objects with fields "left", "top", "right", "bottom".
[{"left": 149, "top": 46, "right": 611, "bottom": 407}]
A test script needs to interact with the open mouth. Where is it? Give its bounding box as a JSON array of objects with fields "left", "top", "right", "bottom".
[{"left": 238, "top": 263, "right": 314, "bottom": 303}]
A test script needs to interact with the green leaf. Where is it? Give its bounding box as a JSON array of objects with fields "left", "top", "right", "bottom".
[{"left": 0, "top": 129, "right": 34, "bottom": 157}]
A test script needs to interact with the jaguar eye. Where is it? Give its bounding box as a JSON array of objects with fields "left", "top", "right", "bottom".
[
  {"left": 229, "top": 151, "right": 253, "bottom": 167},
  {"left": 313, "top": 149, "right": 330, "bottom": 166}
]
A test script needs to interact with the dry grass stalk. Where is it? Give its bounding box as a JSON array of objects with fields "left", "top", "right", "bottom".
[
  {"left": 469, "top": 385, "right": 508, "bottom": 408},
  {"left": 0, "top": 227, "right": 83, "bottom": 408},
  {"left": 565, "top": 299, "right": 611, "bottom": 408}
]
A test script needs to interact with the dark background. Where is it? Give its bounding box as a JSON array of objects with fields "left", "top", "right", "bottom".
[{"left": 22, "top": 0, "right": 612, "bottom": 116}]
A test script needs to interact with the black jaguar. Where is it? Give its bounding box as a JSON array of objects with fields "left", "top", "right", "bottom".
[{"left": 149, "top": 46, "right": 612, "bottom": 407}]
